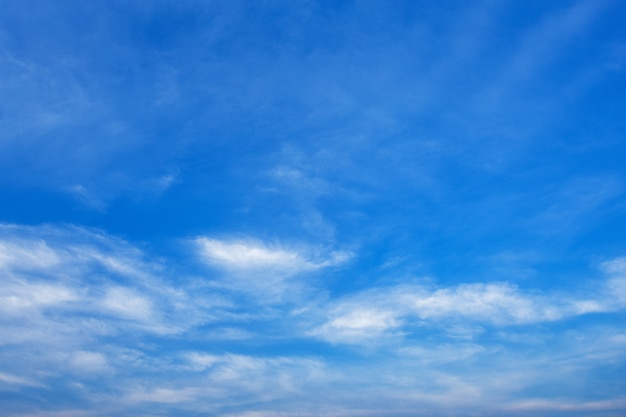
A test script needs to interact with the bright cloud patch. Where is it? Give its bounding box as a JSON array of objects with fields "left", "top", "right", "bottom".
[
  {"left": 0, "top": 281, "right": 78, "bottom": 313},
  {"left": 0, "top": 239, "right": 62, "bottom": 271},
  {"left": 101, "top": 286, "right": 155, "bottom": 321},
  {"left": 312, "top": 280, "right": 623, "bottom": 344},
  {"left": 196, "top": 237, "right": 349, "bottom": 273},
  {"left": 0, "top": 224, "right": 220, "bottom": 344},
  {"left": 410, "top": 283, "right": 561, "bottom": 323},
  {"left": 197, "top": 238, "right": 309, "bottom": 272},
  {"left": 195, "top": 237, "right": 351, "bottom": 300}
]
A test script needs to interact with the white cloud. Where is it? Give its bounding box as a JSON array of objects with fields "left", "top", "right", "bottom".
[
  {"left": 197, "top": 237, "right": 350, "bottom": 272},
  {"left": 398, "top": 343, "right": 487, "bottom": 364},
  {"left": 0, "top": 239, "right": 62, "bottom": 271},
  {"left": 5, "top": 322, "right": 626, "bottom": 415},
  {"left": 311, "top": 306, "right": 403, "bottom": 344},
  {"left": 197, "top": 238, "right": 309, "bottom": 272},
  {"left": 126, "top": 387, "right": 201, "bottom": 404},
  {"left": 0, "top": 281, "right": 78, "bottom": 314},
  {"left": 185, "top": 352, "right": 221, "bottom": 371},
  {"left": 601, "top": 256, "right": 626, "bottom": 275},
  {"left": 505, "top": 398, "right": 626, "bottom": 412},
  {"left": 69, "top": 351, "right": 109, "bottom": 373},
  {"left": 601, "top": 257, "right": 626, "bottom": 304},
  {"left": 410, "top": 282, "right": 564, "bottom": 323},
  {"left": 100, "top": 287, "right": 154, "bottom": 321},
  {"left": 3, "top": 222, "right": 626, "bottom": 416},
  {"left": 609, "top": 278, "right": 626, "bottom": 303},
  {"left": 328, "top": 308, "right": 400, "bottom": 331},
  {"left": 310, "top": 266, "right": 626, "bottom": 344},
  {"left": 0, "top": 371, "right": 43, "bottom": 387},
  {"left": 195, "top": 353, "right": 327, "bottom": 389},
  {"left": 117, "top": 353, "right": 328, "bottom": 412},
  {"left": 195, "top": 236, "right": 351, "bottom": 301},
  {"left": 0, "top": 223, "right": 225, "bottom": 348}
]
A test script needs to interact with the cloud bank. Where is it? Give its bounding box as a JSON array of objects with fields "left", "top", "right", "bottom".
[{"left": 2, "top": 223, "right": 625, "bottom": 416}]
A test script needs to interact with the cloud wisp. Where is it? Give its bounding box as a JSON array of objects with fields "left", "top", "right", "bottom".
[
  {"left": 0, "top": 223, "right": 222, "bottom": 346},
  {"left": 195, "top": 236, "right": 351, "bottom": 300},
  {"left": 1, "top": 223, "right": 626, "bottom": 416},
  {"left": 310, "top": 274, "right": 625, "bottom": 345}
]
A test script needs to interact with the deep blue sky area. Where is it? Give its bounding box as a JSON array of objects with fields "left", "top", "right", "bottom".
[{"left": 1, "top": 1, "right": 626, "bottom": 416}]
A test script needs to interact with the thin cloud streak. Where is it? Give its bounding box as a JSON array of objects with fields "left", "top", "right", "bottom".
[
  {"left": 195, "top": 236, "right": 352, "bottom": 301},
  {"left": 311, "top": 275, "right": 626, "bottom": 344},
  {"left": 1, "top": 224, "right": 626, "bottom": 416},
  {"left": 196, "top": 237, "right": 350, "bottom": 272}
]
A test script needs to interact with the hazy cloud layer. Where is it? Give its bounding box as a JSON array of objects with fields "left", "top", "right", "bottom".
[{"left": 1, "top": 223, "right": 626, "bottom": 416}]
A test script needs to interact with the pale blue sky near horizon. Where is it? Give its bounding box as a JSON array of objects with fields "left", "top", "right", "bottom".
[{"left": 1, "top": 1, "right": 626, "bottom": 416}]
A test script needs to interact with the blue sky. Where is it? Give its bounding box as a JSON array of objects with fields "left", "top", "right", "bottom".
[{"left": 1, "top": 1, "right": 626, "bottom": 416}]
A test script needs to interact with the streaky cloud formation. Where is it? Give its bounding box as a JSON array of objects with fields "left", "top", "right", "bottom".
[
  {"left": 310, "top": 277, "right": 623, "bottom": 344},
  {"left": 1, "top": 0, "right": 626, "bottom": 416},
  {"left": 195, "top": 236, "right": 351, "bottom": 301},
  {"left": 197, "top": 237, "right": 349, "bottom": 273},
  {"left": 1, "top": 223, "right": 626, "bottom": 416}
]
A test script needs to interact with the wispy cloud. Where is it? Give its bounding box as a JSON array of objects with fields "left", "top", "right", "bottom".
[
  {"left": 2, "top": 224, "right": 626, "bottom": 416},
  {"left": 0, "top": 223, "right": 224, "bottom": 348},
  {"left": 197, "top": 238, "right": 310, "bottom": 272},
  {"left": 65, "top": 172, "right": 179, "bottom": 211},
  {"left": 195, "top": 236, "right": 351, "bottom": 301},
  {"left": 118, "top": 352, "right": 328, "bottom": 413},
  {"left": 310, "top": 269, "right": 626, "bottom": 344},
  {"left": 505, "top": 397, "right": 626, "bottom": 413},
  {"left": 2, "top": 0, "right": 626, "bottom": 415},
  {"left": 601, "top": 256, "right": 626, "bottom": 303},
  {"left": 99, "top": 286, "right": 155, "bottom": 321},
  {"left": 197, "top": 237, "right": 349, "bottom": 272},
  {"left": 0, "top": 372, "right": 43, "bottom": 388}
]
